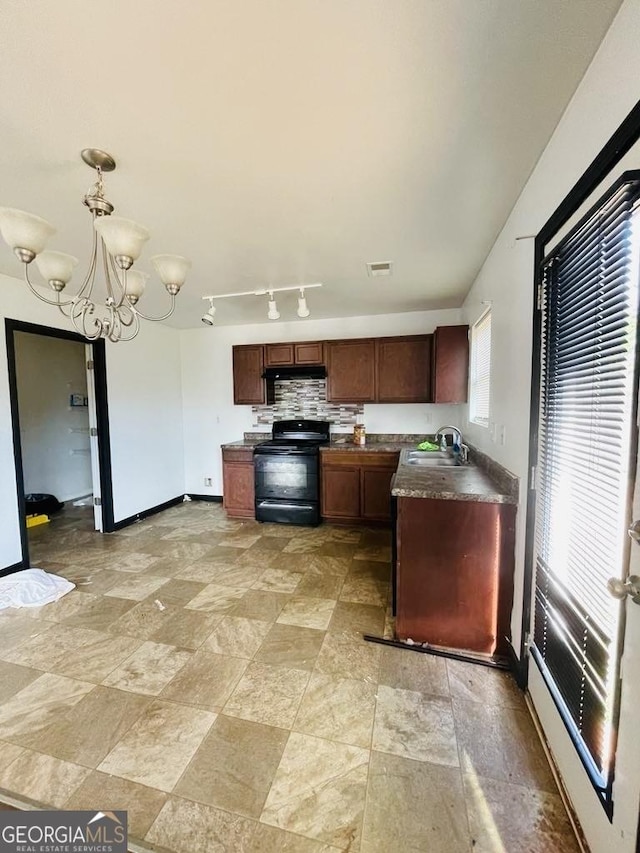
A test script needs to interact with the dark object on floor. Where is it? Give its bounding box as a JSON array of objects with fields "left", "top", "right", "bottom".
[{"left": 24, "top": 494, "right": 64, "bottom": 516}]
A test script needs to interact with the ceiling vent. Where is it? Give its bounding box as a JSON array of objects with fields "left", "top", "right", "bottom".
[{"left": 366, "top": 261, "right": 393, "bottom": 277}]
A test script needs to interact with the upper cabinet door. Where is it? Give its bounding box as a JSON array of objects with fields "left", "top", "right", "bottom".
[
  {"left": 294, "top": 341, "right": 324, "bottom": 365},
  {"left": 232, "top": 345, "right": 265, "bottom": 405},
  {"left": 376, "top": 336, "right": 432, "bottom": 403},
  {"left": 326, "top": 339, "right": 376, "bottom": 402},
  {"left": 432, "top": 325, "right": 469, "bottom": 403},
  {"left": 265, "top": 343, "right": 295, "bottom": 366}
]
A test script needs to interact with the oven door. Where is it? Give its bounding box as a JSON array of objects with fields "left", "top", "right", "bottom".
[{"left": 254, "top": 452, "right": 318, "bottom": 503}]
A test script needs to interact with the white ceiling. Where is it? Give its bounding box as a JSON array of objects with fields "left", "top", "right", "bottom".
[{"left": 0, "top": 0, "right": 622, "bottom": 328}]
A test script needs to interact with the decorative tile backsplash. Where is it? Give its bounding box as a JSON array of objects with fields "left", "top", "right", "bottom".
[{"left": 252, "top": 379, "right": 363, "bottom": 426}]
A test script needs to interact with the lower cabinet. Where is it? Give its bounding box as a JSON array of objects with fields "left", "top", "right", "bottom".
[
  {"left": 395, "top": 496, "right": 516, "bottom": 656},
  {"left": 222, "top": 448, "right": 255, "bottom": 518},
  {"left": 321, "top": 451, "right": 399, "bottom": 524}
]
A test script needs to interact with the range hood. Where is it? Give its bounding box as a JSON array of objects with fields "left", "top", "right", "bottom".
[{"left": 263, "top": 365, "right": 327, "bottom": 381}]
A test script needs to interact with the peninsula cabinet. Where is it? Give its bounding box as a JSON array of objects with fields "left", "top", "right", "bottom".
[
  {"left": 432, "top": 325, "right": 469, "bottom": 403},
  {"left": 222, "top": 447, "right": 255, "bottom": 518},
  {"left": 321, "top": 451, "right": 399, "bottom": 524},
  {"left": 325, "top": 339, "right": 376, "bottom": 402},
  {"left": 376, "top": 335, "right": 432, "bottom": 403},
  {"left": 232, "top": 345, "right": 265, "bottom": 405}
]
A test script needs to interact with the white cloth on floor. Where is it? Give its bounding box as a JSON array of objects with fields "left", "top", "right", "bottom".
[{"left": 0, "top": 568, "right": 75, "bottom": 610}]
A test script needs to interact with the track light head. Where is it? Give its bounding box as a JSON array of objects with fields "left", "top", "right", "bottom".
[
  {"left": 201, "top": 299, "right": 216, "bottom": 326},
  {"left": 267, "top": 293, "right": 280, "bottom": 320},
  {"left": 297, "top": 288, "right": 310, "bottom": 318}
]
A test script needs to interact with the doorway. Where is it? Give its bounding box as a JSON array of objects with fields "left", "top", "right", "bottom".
[{"left": 5, "top": 319, "right": 115, "bottom": 570}]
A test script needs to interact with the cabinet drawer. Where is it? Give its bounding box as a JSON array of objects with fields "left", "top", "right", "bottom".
[{"left": 222, "top": 448, "right": 255, "bottom": 462}]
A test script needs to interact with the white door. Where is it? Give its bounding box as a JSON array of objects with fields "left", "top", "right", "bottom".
[{"left": 85, "top": 344, "right": 102, "bottom": 532}]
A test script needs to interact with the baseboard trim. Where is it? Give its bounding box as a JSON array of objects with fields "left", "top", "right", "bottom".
[
  {"left": 112, "top": 495, "right": 184, "bottom": 531},
  {"left": 363, "top": 635, "right": 511, "bottom": 670},
  {"left": 187, "top": 494, "right": 223, "bottom": 503},
  {"left": 0, "top": 561, "right": 25, "bottom": 577}
]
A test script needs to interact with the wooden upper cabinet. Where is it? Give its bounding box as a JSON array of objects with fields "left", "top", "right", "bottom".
[
  {"left": 232, "top": 345, "right": 265, "bottom": 405},
  {"left": 376, "top": 336, "right": 432, "bottom": 403},
  {"left": 265, "top": 343, "right": 295, "bottom": 366},
  {"left": 326, "top": 339, "right": 376, "bottom": 402},
  {"left": 432, "top": 325, "right": 469, "bottom": 404},
  {"left": 294, "top": 341, "right": 324, "bottom": 365}
]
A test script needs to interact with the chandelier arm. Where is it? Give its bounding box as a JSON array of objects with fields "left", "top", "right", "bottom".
[
  {"left": 131, "top": 293, "right": 177, "bottom": 323},
  {"left": 101, "top": 237, "right": 119, "bottom": 306},
  {"left": 23, "top": 265, "right": 76, "bottom": 307},
  {"left": 116, "top": 302, "right": 136, "bottom": 327},
  {"left": 72, "top": 225, "right": 100, "bottom": 303},
  {"left": 108, "top": 254, "right": 131, "bottom": 310},
  {"left": 113, "top": 309, "right": 140, "bottom": 342},
  {"left": 74, "top": 298, "right": 105, "bottom": 341}
]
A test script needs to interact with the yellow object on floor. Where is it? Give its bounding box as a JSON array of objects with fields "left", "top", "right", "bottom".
[{"left": 26, "top": 514, "right": 49, "bottom": 528}]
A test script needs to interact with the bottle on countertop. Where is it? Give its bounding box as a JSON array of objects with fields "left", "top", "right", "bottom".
[{"left": 354, "top": 423, "right": 366, "bottom": 446}]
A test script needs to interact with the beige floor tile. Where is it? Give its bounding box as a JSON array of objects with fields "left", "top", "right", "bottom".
[
  {"left": 463, "top": 773, "right": 579, "bottom": 853},
  {"left": 109, "top": 552, "right": 163, "bottom": 573},
  {"left": 282, "top": 538, "right": 325, "bottom": 555},
  {"left": 314, "top": 631, "right": 381, "bottom": 683},
  {"left": 361, "top": 751, "right": 470, "bottom": 853},
  {"left": 295, "top": 572, "right": 344, "bottom": 599},
  {"left": 346, "top": 559, "right": 391, "bottom": 583},
  {"left": 60, "top": 595, "right": 136, "bottom": 631},
  {"left": 0, "top": 614, "right": 50, "bottom": 651},
  {"left": 0, "top": 740, "right": 27, "bottom": 769},
  {"left": 68, "top": 568, "right": 124, "bottom": 595},
  {"left": 140, "top": 541, "right": 216, "bottom": 562},
  {"left": 98, "top": 700, "right": 215, "bottom": 792},
  {"left": 261, "top": 732, "right": 369, "bottom": 850},
  {"left": 447, "top": 659, "right": 524, "bottom": 709},
  {"left": 0, "top": 673, "right": 94, "bottom": 741},
  {"left": 278, "top": 555, "right": 351, "bottom": 577},
  {"left": 0, "top": 660, "right": 41, "bottom": 704},
  {"left": 379, "top": 646, "right": 450, "bottom": 696},
  {"left": 294, "top": 673, "right": 376, "bottom": 748},
  {"left": 104, "top": 574, "right": 170, "bottom": 601},
  {"left": 315, "top": 543, "right": 358, "bottom": 559},
  {"left": 339, "top": 576, "right": 389, "bottom": 608},
  {"left": 103, "top": 641, "right": 192, "bottom": 696},
  {"left": 0, "top": 624, "right": 103, "bottom": 671},
  {"left": 277, "top": 596, "right": 337, "bottom": 631},
  {"left": 218, "top": 532, "right": 263, "bottom": 549},
  {"left": 151, "top": 609, "right": 222, "bottom": 650},
  {"left": 453, "top": 698, "right": 557, "bottom": 792},
  {"left": 250, "top": 824, "right": 343, "bottom": 852},
  {"left": 373, "top": 684, "right": 459, "bottom": 767},
  {"left": 254, "top": 568, "right": 304, "bottom": 593},
  {"left": 162, "top": 649, "right": 248, "bottom": 710},
  {"left": 327, "top": 528, "right": 362, "bottom": 545},
  {"left": 14, "top": 685, "right": 150, "bottom": 767},
  {"left": 141, "top": 556, "right": 196, "bottom": 578},
  {"left": 24, "top": 590, "right": 100, "bottom": 623},
  {"left": 352, "top": 546, "right": 391, "bottom": 563},
  {"left": 153, "top": 578, "right": 208, "bottom": 605},
  {"left": 255, "top": 624, "right": 325, "bottom": 671},
  {"left": 231, "top": 590, "right": 290, "bottom": 623},
  {"left": 175, "top": 714, "right": 288, "bottom": 818},
  {"left": 327, "top": 602, "right": 386, "bottom": 636},
  {"left": 184, "top": 583, "right": 247, "bottom": 613},
  {"left": 107, "top": 599, "right": 179, "bottom": 640},
  {"left": 224, "top": 662, "right": 309, "bottom": 728},
  {"left": 145, "top": 796, "right": 256, "bottom": 853},
  {"left": 198, "top": 561, "right": 265, "bottom": 588},
  {"left": 0, "top": 748, "right": 91, "bottom": 807},
  {"left": 204, "top": 615, "right": 271, "bottom": 658},
  {"left": 65, "top": 770, "right": 167, "bottom": 840},
  {"left": 50, "top": 632, "right": 142, "bottom": 682}
]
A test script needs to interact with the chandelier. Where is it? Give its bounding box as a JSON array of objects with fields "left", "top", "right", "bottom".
[{"left": 0, "top": 149, "right": 190, "bottom": 342}]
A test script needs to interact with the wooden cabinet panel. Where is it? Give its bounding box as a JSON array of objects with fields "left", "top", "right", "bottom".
[
  {"left": 222, "top": 449, "right": 255, "bottom": 518},
  {"left": 265, "top": 343, "right": 295, "bottom": 366},
  {"left": 232, "top": 345, "right": 265, "bottom": 405},
  {"left": 326, "top": 339, "right": 376, "bottom": 402},
  {"left": 361, "top": 467, "right": 396, "bottom": 521},
  {"left": 321, "top": 465, "right": 361, "bottom": 520},
  {"left": 376, "top": 336, "right": 432, "bottom": 403},
  {"left": 294, "top": 341, "right": 324, "bottom": 365},
  {"left": 395, "top": 496, "right": 515, "bottom": 655},
  {"left": 432, "top": 325, "right": 469, "bottom": 403}
]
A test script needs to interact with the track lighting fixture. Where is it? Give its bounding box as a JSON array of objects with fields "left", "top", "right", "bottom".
[
  {"left": 267, "top": 292, "right": 280, "bottom": 320},
  {"left": 201, "top": 298, "right": 216, "bottom": 326},
  {"left": 200, "top": 282, "right": 321, "bottom": 324}
]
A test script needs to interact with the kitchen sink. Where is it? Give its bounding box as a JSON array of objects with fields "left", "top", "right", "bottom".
[{"left": 404, "top": 450, "right": 460, "bottom": 467}]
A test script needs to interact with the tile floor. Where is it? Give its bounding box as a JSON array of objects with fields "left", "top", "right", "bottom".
[{"left": 0, "top": 501, "right": 580, "bottom": 852}]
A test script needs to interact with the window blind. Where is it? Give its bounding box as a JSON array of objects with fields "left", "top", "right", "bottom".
[
  {"left": 532, "top": 178, "right": 640, "bottom": 796},
  {"left": 470, "top": 310, "right": 491, "bottom": 425}
]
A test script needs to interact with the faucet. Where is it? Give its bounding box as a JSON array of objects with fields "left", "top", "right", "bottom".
[{"left": 434, "top": 425, "right": 468, "bottom": 463}]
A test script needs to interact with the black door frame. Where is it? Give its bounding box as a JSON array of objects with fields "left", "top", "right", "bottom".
[
  {"left": 5, "top": 318, "right": 116, "bottom": 570},
  {"left": 519, "top": 97, "right": 640, "bottom": 689}
]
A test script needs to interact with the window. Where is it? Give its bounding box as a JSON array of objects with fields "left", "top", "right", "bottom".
[
  {"left": 469, "top": 309, "right": 491, "bottom": 425},
  {"left": 532, "top": 175, "right": 640, "bottom": 807}
]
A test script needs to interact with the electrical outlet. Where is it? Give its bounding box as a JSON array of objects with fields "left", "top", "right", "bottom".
[{"left": 204, "top": 477, "right": 213, "bottom": 487}]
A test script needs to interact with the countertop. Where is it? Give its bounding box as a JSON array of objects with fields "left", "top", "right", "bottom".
[
  {"left": 221, "top": 438, "right": 417, "bottom": 452},
  {"left": 391, "top": 449, "right": 517, "bottom": 504}
]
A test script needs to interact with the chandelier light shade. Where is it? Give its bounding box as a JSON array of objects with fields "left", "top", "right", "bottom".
[
  {"left": 200, "top": 282, "right": 322, "bottom": 325},
  {"left": 0, "top": 149, "right": 190, "bottom": 342}
]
